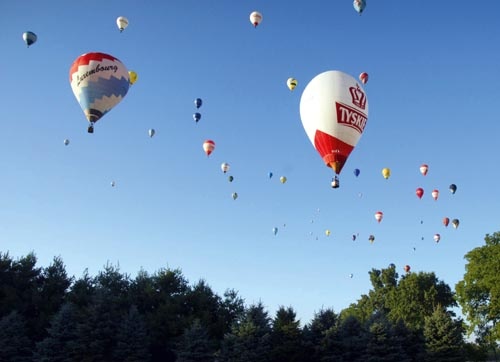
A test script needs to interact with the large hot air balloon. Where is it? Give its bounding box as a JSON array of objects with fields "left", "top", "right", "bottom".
[
  {"left": 359, "top": 72, "right": 368, "bottom": 84},
  {"left": 449, "top": 184, "right": 457, "bottom": 194},
  {"left": 22, "top": 31, "right": 37, "bottom": 47},
  {"left": 300, "top": 70, "right": 368, "bottom": 187},
  {"left": 116, "top": 16, "right": 129, "bottom": 32},
  {"left": 443, "top": 217, "right": 450, "bottom": 227},
  {"left": 382, "top": 168, "right": 391, "bottom": 179},
  {"left": 420, "top": 164, "right": 429, "bottom": 176},
  {"left": 193, "top": 112, "right": 201, "bottom": 123},
  {"left": 452, "top": 219, "right": 460, "bottom": 229},
  {"left": 354, "top": 168, "right": 360, "bottom": 177},
  {"left": 203, "top": 140, "right": 215, "bottom": 156},
  {"left": 432, "top": 189, "right": 439, "bottom": 200},
  {"left": 434, "top": 234, "right": 441, "bottom": 243},
  {"left": 375, "top": 211, "right": 383, "bottom": 223},
  {"left": 287, "top": 78, "right": 298, "bottom": 91},
  {"left": 249, "top": 11, "right": 263, "bottom": 27},
  {"left": 221, "top": 162, "right": 230, "bottom": 173},
  {"left": 128, "top": 70, "right": 138, "bottom": 85},
  {"left": 194, "top": 98, "right": 203, "bottom": 109},
  {"left": 70, "top": 52, "right": 130, "bottom": 133},
  {"left": 353, "top": 0, "right": 366, "bottom": 14},
  {"left": 416, "top": 187, "right": 424, "bottom": 199}
]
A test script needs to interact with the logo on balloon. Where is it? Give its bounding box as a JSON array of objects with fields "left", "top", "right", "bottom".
[
  {"left": 336, "top": 103, "right": 367, "bottom": 134},
  {"left": 349, "top": 84, "right": 366, "bottom": 110}
]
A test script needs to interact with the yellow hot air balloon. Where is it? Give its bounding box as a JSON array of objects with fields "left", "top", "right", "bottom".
[
  {"left": 325, "top": 229, "right": 331, "bottom": 236},
  {"left": 280, "top": 176, "right": 287, "bottom": 184},
  {"left": 128, "top": 70, "right": 138, "bottom": 85},
  {"left": 287, "top": 78, "right": 298, "bottom": 91},
  {"left": 382, "top": 168, "right": 391, "bottom": 179}
]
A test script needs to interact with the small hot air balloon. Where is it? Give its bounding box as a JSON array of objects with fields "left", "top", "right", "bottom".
[
  {"left": 368, "top": 234, "right": 375, "bottom": 243},
  {"left": 128, "top": 70, "right": 138, "bottom": 85},
  {"left": 193, "top": 113, "right": 201, "bottom": 123},
  {"left": 203, "top": 140, "right": 215, "bottom": 156},
  {"left": 116, "top": 16, "right": 129, "bottom": 32},
  {"left": 111, "top": 181, "right": 116, "bottom": 187},
  {"left": 70, "top": 52, "right": 130, "bottom": 133},
  {"left": 359, "top": 72, "right": 368, "bottom": 84},
  {"left": 389, "top": 263, "right": 396, "bottom": 269},
  {"left": 273, "top": 227, "right": 278, "bottom": 235},
  {"left": 249, "top": 11, "right": 263, "bottom": 27},
  {"left": 416, "top": 187, "right": 424, "bottom": 199},
  {"left": 452, "top": 219, "right": 460, "bottom": 229},
  {"left": 349, "top": 273, "right": 354, "bottom": 278},
  {"left": 420, "top": 164, "right": 429, "bottom": 176},
  {"left": 434, "top": 234, "right": 441, "bottom": 243},
  {"left": 63, "top": 139, "right": 70, "bottom": 146},
  {"left": 375, "top": 211, "right": 383, "bottom": 223},
  {"left": 353, "top": 0, "right": 366, "bottom": 14},
  {"left": 354, "top": 168, "right": 360, "bottom": 177},
  {"left": 22, "top": 31, "right": 37, "bottom": 47},
  {"left": 432, "top": 189, "right": 439, "bottom": 200},
  {"left": 404, "top": 265, "right": 411, "bottom": 273},
  {"left": 221, "top": 162, "right": 230, "bottom": 173},
  {"left": 325, "top": 229, "right": 331, "bottom": 236},
  {"left": 268, "top": 172, "right": 273, "bottom": 179},
  {"left": 148, "top": 129, "right": 155, "bottom": 138},
  {"left": 449, "top": 184, "right": 457, "bottom": 194},
  {"left": 443, "top": 217, "right": 450, "bottom": 227},
  {"left": 352, "top": 234, "right": 357, "bottom": 241},
  {"left": 382, "top": 168, "right": 391, "bottom": 179},
  {"left": 287, "top": 78, "right": 298, "bottom": 91},
  {"left": 194, "top": 98, "right": 203, "bottom": 109},
  {"left": 280, "top": 176, "right": 287, "bottom": 184},
  {"left": 228, "top": 175, "right": 234, "bottom": 182},
  {"left": 232, "top": 192, "right": 238, "bottom": 200}
]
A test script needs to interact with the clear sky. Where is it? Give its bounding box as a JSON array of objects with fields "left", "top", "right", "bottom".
[{"left": 2, "top": 0, "right": 499, "bottom": 324}]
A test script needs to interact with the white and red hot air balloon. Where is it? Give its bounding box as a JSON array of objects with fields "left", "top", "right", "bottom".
[
  {"left": 359, "top": 72, "right": 368, "bottom": 84},
  {"left": 432, "top": 189, "right": 439, "bottom": 200},
  {"left": 203, "top": 140, "right": 215, "bottom": 156},
  {"left": 300, "top": 70, "right": 369, "bottom": 186},
  {"left": 420, "top": 164, "right": 429, "bottom": 176},
  {"left": 375, "top": 211, "right": 383, "bottom": 223},
  {"left": 249, "top": 11, "right": 263, "bottom": 27}
]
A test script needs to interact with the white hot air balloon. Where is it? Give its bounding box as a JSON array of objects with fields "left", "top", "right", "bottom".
[
  {"left": 116, "top": 16, "right": 129, "bottom": 32},
  {"left": 249, "top": 11, "right": 263, "bottom": 27},
  {"left": 148, "top": 129, "right": 155, "bottom": 138},
  {"left": 221, "top": 162, "right": 230, "bottom": 173}
]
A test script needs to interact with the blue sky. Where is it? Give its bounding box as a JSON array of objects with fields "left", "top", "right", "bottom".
[{"left": 2, "top": 0, "right": 500, "bottom": 324}]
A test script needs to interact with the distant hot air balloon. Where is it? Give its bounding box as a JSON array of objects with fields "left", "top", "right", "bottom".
[
  {"left": 148, "top": 129, "right": 155, "bottom": 138},
  {"left": 382, "top": 168, "right": 391, "bottom": 179},
  {"left": 268, "top": 172, "right": 273, "bottom": 179},
  {"left": 434, "top": 234, "right": 441, "bottom": 243},
  {"left": 416, "top": 187, "right": 424, "bottom": 199},
  {"left": 353, "top": 0, "right": 366, "bottom": 14},
  {"left": 420, "top": 164, "right": 429, "bottom": 176},
  {"left": 432, "top": 189, "right": 439, "bottom": 200},
  {"left": 232, "top": 192, "right": 238, "bottom": 200},
  {"left": 359, "top": 72, "right": 368, "bottom": 84},
  {"left": 228, "top": 175, "right": 234, "bottom": 182},
  {"left": 389, "top": 263, "right": 396, "bottom": 269},
  {"left": 287, "top": 78, "right": 298, "bottom": 91},
  {"left": 193, "top": 112, "right": 201, "bottom": 123},
  {"left": 273, "top": 227, "right": 278, "bottom": 235},
  {"left": 352, "top": 234, "right": 357, "bottom": 241},
  {"left": 69, "top": 52, "right": 130, "bottom": 133},
  {"left": 221, "top": 162, "right": 230, "bottom": 173},
  {"left": 249, "top": 11, "right": 263, "bottom": 27},
  {"left": 443, "top": 217, "right": 450, "bottom": 227},
  {"left": 300, "top": 70, "right": 368, "bottom": 185},
  {"left": 354, "top": 168, "right": 360, "bottom": 177},
  {"left": 194, "top": 98, "right": 203, "bottom": 109},
  {"left": 349, "top": 273, "right": 354, "bottom": 278},
  {"left": 404, "top": 265, "right": 411, "bottom": 273},
  {"left": 116, "top": 16, "right": 129, "bottom": 32},
  {"left": 325, "top": 229, "right": 331, "bottom": 236},
  {"left": 280, "top": 176, "right": 287, "bottom": 184},
  {"left": 449, "top": 184, "right": 457, "bottom": 194},
  {"left": 111, "top": 181, "right": 116, "bottom": 187},
  {"left": 22, "top": 31, "right": 37, "bottom": 47},
  {"left": 368, "top": 234, "right": 375, "bottom": 243},
  {"left": 452, "top": 219, "right": 460, "bottom": 229},
  {"left": 203, "top": 140, "right": 215, "bottom": 156},
  {"left": 128, "top": 70, "right": 138, "bottom": 85},
  {"left": 63, "top": 139, "right": 70, "bottom": 146},
  {"left": 375, "top": 211, "right": 383, "bottom": 223}
]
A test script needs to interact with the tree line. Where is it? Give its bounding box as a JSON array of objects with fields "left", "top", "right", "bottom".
[{"left": 1, "top": 231, "right": 499, "bottom": 361}]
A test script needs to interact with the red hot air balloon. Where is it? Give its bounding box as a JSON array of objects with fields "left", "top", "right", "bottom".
[
  {"left": 416, "top": 187, "right": 424, "bottom": 199},
  {"left": 375, "top": 211, "right": 383, "bottom": 223},
  {"left": 203, "top": 140, "right": 215, "bottom": 156},
  {"left": 359, "top": 72, "right": 368, "bottom": 84},
  {"left": 420, "top": 164, "right": 429, "bottom": 176},
  {"left": 300, "top": 71, "right": 369, "bottom": 186},
  {"left": 404, "top": 265, "right": 411, "bottom": 273},
  {"left": 443, "top": 217, "right": 450, "bottom": 227},
  {"left": 432, "top": 189, "right": 439, "bottom": 200}
]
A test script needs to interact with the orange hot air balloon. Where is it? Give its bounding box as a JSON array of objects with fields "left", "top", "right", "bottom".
[
  {"left": 416, "top": 187, "right": 424, "bottom": 199},
  {"left": 359, "top": 72, "right": 368, "bottom": 84},
  {"left": 432, "top": 189, "right": 439, "bottom": 200},
  {"left": 404, "top": 265, "right": 411, "bottom": 273},
  {"left": 375, "top": 211, "right": 383, "bottom": 223},
  {"left": 420, "top": 164, "right": 429, "bottom": 176},
  {"left": 300, "top": 71, "right": 369, "bottom": 178},
  {"left": 443, "top": 217, "right": 450, "bottom": 227},
  {"left": 203, "top": 140, "right": 215, "bottom": 156}
]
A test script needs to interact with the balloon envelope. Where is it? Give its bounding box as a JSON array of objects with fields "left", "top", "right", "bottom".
[
  {"left": 432, "top": 189, "right": 439, "bottom": 200},
  {"left": 375, "top": 211, "right": 383, "bottom": 223},
  {"left": 452, "top": 219, "right": 460, "bottom": 229},
  {"left": 203, "top": 140, "right": 215, "bottom": 156},
  {"left": 273, "top": 227, "right": 278, "bottom": 235},
  {"left": 382, "top": 168, "right": 391, "bottom": 179},
  {"left": 221, "top": 162, "right": 230, "bottom": 173},
  {"left": 359, "top": 72, "right": 368, "bottom": 84},
  {"left": 434, "top": 234, "right": 441, "bottom": 243},
  {"left": 193, "top": 112, "right": 201, "bottom": 123},
  {"left": 148, "top": 129, "right": 155, "bottom": 138},
  {"left": 63, "top": 139, "right": 70, "bottom": 146},
  {"left": 280, "top": 176, "right": 287, "bottom": 184},
  {"left": 287, "top": 78, "right": 298, "bottom": 91},
  {"left": 420, "top": 164, "right": 429, "bottom": 176},
  {"left": 353, "top": 0, "right": 366, "bottom": 14},
  {"left": 116, "top": 16, "right": 129, "bottom": 32},
  {"left": 22, "top": 31, "right": 37, "bottom": 47},
  {"left": 300, "top": 70, "right": 368, "bottom": 175},
  {"left": 268, "top": 172, "right": 273, "bottom": 179},
  {"left": 416, "top": 188, "right": 424, "bottom": 199},
  {"left": 232, "top": 192, "right": 238, "bottom": 200},
  {"left": 404, "top": 265, "right": 411, "bottom": 273},
  {"left": 128, "top": 70, "right": 138, "bottom": 85},
  {"left": 368, "top": 235, "right": 375, "bottom": 243},
  {"left": 194, "top": 98, "right": 202, "bottom": 109},
  {"left": 449, "top": 184, "right": 457, "bottom": 194},
  {"left": 443, "top": 217, "right": 450, "bottom": 227},
  {"left": 69, "top": 52, "right": 130, "bottom": 127},
  {"left": 354, "top": 168, "right": 360, "bottom": 177},
  {"left": 249, "top": 11, "right": 263, "bottom": 27}
]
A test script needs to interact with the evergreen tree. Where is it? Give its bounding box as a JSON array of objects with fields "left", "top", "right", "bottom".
[
  {"left": 303, "top": 308, "right": 338, "bottom": 361},
  {"left": 269, "top": 306, "right": 305, "bottom": 362},
  {"left": 424, "top": 306, "right": 465, "bottom": 362},
  {"left": 113, "top": 305, "right": 151, "bottom": 362},
  {"left": 0, "top": 311, "right": 33, "bottom": 362},
  {"left": 176, "top": 319, "right": 215, "bottom": 362}
]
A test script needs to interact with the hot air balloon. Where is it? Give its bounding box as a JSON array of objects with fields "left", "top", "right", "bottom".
[
  {"left": 354, "top": 168, "right": 360, "bottom": 177},
  {"left": 70, "top": 52, "right": 130, "bottom": 133},
  {"left": 300, "top": 70, "right": 368, "bottom": 186},
  {"left": 352, "top": 234, "right": 357, "bottom": 241},
  {"left": 268, "top": 172, "right": 273, "bottom": 179},
  {"left": 193, "top": 113, "right": 201, "bottom": 123},
  {"left": 280, "top": 176, "right": 287, "bottom": 184},
  {"left": 404, "top": 265, "right": 411, "bottom": 273},
  {"left": 148, "top": 129, "right": 155, "bottom": 138},
  {"left": 221, "top": 162, "right": 230, "bottom": 173},
  {"left": 420, "top": 164, "right": 429, "bottom": 176},
  {"left": 368, "top": 235, "right": 375, "bottom": 243},
  {"left": 349, "top": 273, "right": 354, "bottom": 278},
  {"left": 416, "top": 187, "right": 424, "bottom": 199},
  {"left": 111, "top": 181, "right": 116, "bottom": 187},
  {"left": 287, "top": 78, "right": 298, "bottom": 91},
  {"left": 382, "top": 168, "right": 391, "bottom": 179},
  {"left": 443, "top": 217, "right": 450, "bottom": 227},
  {"left": 203, "top": 140, "right": 215, "bottom": 156},
  {"left": 194, "top": 98, "right": 203, "bottom": 109},
  {"left": 232, "top": 192, "right": 238, "bottom": 200},
  {"left": 63, "top": 139, "right": 70, "bottom": 146},
  {"left": 273, "top": 227, "right": 278, "bottom": 235},
  {"left": 22, "top": 31, "right": 37, "bottom": 47},
  {"left": 249, "top": 11, "right": 263, "bottom": 27},
  {"left": 389, "top": 263, "right": 396, "bottom": 269},
  {"left": 452, "top": 219, "right": 460, "bottom": 229},
  {"left": 432, "top": 189, "right": 439, "bottom": 200},
  {"left": 434, "top": 234, "right": 441, "bottom": 243},
  {"left": 116, "top": 16, "right": 129, "bottom": 32},
  {"left": 325, "top": 229, "right": 331, "bottom": 236},
  {"left": 353, "top": 0, "right": 366, "bottom": 14},
  {"left": 128, "top": 70, "right": 138, "bottom": 85},
  {"left": 375, "top": 211, "right": 383, "bottom": 223},
  {"left": 359, "top": 72, "right": 368, "bottom": 84},
  {"left": 228, "top": 175, "right": 234, "bottom": 182},
  {"left": 449, "top": 184, "right": 457, "bottom": 194}
]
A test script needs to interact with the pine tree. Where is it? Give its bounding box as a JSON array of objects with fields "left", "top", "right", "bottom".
[
  {"left": 113, "top": 305, "right": 151, "bottom": 362},
  {"left": 424, "top": 306, "right": 465, "bottom": 362},
  {"left": 0, "top": 311, "right": 33, "bottom": 362},
  {"left": 176, "top": 319, "right": 215, "bottom": 362}
]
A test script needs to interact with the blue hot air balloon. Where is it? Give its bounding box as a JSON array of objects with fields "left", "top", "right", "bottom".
[
  {"left": 194, "top": 98, "right": 202, "bottom": 109},
  {"left": 353, "top": 168, "right": 360, "bottom": 177},
  {"left": 22, "top": 31, "right": 37, "bottom": 47},
  {"left": 193, "top": 112, "right": 201, "bottom": 123},
  {"left": 268, "top": 172, "right": 273, "bottom": 179},
  {"left": 353, "top": 0, "right": 366, "bottom": 14},
  {"left": 273, "top": 227, "right": 278, "bottom": 235}
]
